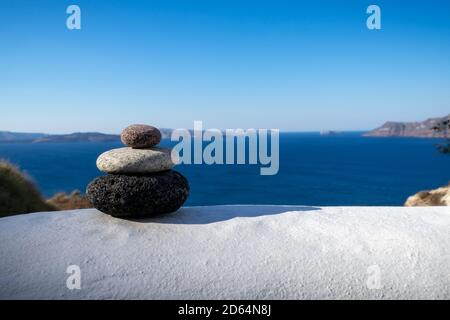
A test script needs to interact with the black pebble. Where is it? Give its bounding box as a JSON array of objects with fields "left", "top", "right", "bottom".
[{"left": 86, "top": 170, "right": 189, "bottom": 218}]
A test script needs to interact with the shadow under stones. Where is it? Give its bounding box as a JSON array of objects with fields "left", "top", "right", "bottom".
[{"left": 129, "top": 205, "right": 321, "bottom": 225}]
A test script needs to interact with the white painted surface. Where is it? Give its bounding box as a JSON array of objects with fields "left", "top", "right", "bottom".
[{"left": 0, "top": 205, "right": 449, "bottom": 299}]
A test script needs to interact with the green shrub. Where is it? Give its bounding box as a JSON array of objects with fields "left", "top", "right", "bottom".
[{"left": 0, "top": 160, "right": 55, "bottom": 217}]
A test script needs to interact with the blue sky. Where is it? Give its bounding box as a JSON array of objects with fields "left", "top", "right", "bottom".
[{"left": 1, "top": 0, "right": 449, "bottom": 133}]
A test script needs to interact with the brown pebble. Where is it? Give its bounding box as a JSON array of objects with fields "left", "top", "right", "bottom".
[{"left": 120, "top": 124, "right": 161, "bottom": 148}]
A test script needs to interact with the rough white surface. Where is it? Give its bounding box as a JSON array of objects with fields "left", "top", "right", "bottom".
[{"left": 0, "top": 205, "right": 449, "bottom": 299}]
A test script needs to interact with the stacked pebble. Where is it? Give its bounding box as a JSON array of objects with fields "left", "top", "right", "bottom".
[{"left": 86, "top": 124, "right": 189, "bottom": 218}]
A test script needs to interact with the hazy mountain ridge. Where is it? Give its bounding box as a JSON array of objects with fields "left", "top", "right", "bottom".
[
  {"left": 32, "top": 132, "right": 120, "bottom": 143},
  {"left": 0, "top": 131, "right": 48, "bottom": 142},
  {"left": 2, "top": 116, "right": 449, "bottom": 142},
  {"left": 0, "top": 129, "right": 174, "bottom": 143},
  {"left": 364, "top": 114, "right": 450, "bottom": 138}
]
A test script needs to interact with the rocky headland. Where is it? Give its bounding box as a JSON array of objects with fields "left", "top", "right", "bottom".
[
  {"left": 364, "top": 114, "right": 450, "bottom": 138},
  {"left": 405, "top": 184, "right": 450, "bottom": 206}
]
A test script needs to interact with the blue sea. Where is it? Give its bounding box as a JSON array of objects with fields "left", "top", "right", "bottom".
[{"left": 0, "top": 133, "right": 448, "bottom": 206}]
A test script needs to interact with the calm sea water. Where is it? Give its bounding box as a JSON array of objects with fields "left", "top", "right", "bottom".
[{"left": 0, "top": 133, "right": 448, "bottom": 206}]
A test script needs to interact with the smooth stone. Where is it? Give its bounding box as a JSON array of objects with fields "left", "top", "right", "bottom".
[
  {"left": 96, "top": 147, "right": 177, "bottom": 174},
  {"left": 86, "top": 171, "right": 189, "bottom": 218},
  {"left": 121, "top": 124, "right": 161, "bottom": 148}
]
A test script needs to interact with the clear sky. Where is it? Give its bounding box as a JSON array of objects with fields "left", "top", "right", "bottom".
[{"left": 1, "top": 0, "right": 449, "bottom": 133}]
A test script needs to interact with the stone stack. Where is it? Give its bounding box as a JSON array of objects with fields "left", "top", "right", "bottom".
[{"left": 86, "top": 124, "right": 189, "bottom": 218}]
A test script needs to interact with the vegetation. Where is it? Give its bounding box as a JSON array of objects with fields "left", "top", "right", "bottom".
[
  {"left": 432, "top": 118, "right": 450, "bottom": 154},
  {"left": 47, "top": 190, "right": 92, "bottom": 210},
  {"left": 1, "top": 160, "right": 93, "bottom": 217},
  {"left": 0, "top": 160, "right": 56, "bottom": 217}
]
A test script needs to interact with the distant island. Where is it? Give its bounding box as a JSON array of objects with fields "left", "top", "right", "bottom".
[
  {"left": 319, "top": 130, "right": 343, "bottom": 136},
  {"left": 0, "top": 129, "right": 173, "bottom": 143},
  {"left": 364, "top": 114, "right": 449, "bottom": 138}
]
